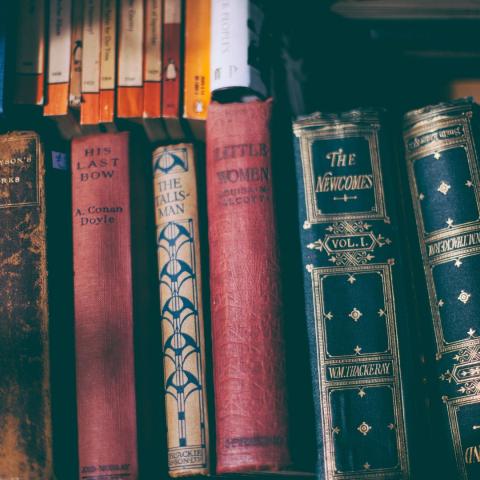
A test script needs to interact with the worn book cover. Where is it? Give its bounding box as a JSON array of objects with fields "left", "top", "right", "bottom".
[
  {"left": 293, "top": 109, "right": 422, "bottom": 479},
  {"left": 404, "top": 98, "right": 480, "bottom": 479},
  {"left": 72, "top": 132, "right": 138, "bottom": 479},
  {"left": 207, "top": 100, "right": 290, "bottom": 473},
  {"left": 0, "top": 132, "right": 53, "bottom": 478},
  {"left": 153, "top": 143, "right": 210, "bottom": 477}
]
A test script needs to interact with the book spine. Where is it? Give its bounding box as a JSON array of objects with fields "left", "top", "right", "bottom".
[
  {"left": 292, "top": 110, "right": 416, "bottom": 479},
  {"left": 206, "top": 100, "right": 290, "bottom": 473},
  {"left": 0, "top": 132, "right": 53, "bottom": 478},
  {"left": 69, "top": 0, "right": 84, "bottom": 108},
  {"left": 117, "top": 0, "right": 144, "bottom": 118},
  {"left": 183, "top": 0, "right": 210, "bottom": 120},
  {"left": 162, "top": 0, "right": 182, "bottom": 119},
  {"left": 210, "top": 0, "right": 266, "bottom": 97},
  {"left": 403, "top": 99, "right": 480, "bottom": 479},
  {"left": 99, "top": 0, "right": 116, "bottom": 123},
  {"left": 153, "top": 143, "right": 210, "bottom": 477},
  {"left": 44, "top": 0, "right": 72, "bottom": 116},
  {"left": 72, "top": 132, "right": 138, "bottom": 479},
  {"left": 80, "top": 0, "right": 101, "bottom": 125},
  {"left": 143, "top": 0, "right": 162, "bottom": 118},
  {"left": 15, "top": 0, "right": 45, "bottom": 105},
  {"left": 0, "top": 2, "right": 5, "bottom": 116}
]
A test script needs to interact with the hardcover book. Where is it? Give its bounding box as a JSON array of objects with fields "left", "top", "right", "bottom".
[
  {"left": 207, "top": 100, "right": 290, "bottom": 473},
  {"left": 403, "top": 98, "right": 480, "bottom": 479},
  {"left": 210, "top": 0, "right": 268, "bottom": 99},
  {"left": 153, "top": 143, "right": 210, "bottom": 477},
  {"left": 15, "top": 0, "right": 45, "bottom": 105},
  {"left": 72, "top": 132, "right": 138, "bottom": 479},
  {"left": 0, "top": 132, "right": 53, "bottom": 478},
  {"left": 292, "top": 109, "right": 420, "bottom": 479}
]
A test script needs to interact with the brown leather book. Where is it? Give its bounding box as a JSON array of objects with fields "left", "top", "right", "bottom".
[
  {"left": 72, "top": 132, "right": 138, "bottom": 479},
  {"left": 0, "top": 132, "right": 53, "bottom": 478},
  {"left": 206, "top": 100, "right": 291, "bottom": 473},
  {"left": 153, "top": 144, "right": 210, "bottom": 477}
]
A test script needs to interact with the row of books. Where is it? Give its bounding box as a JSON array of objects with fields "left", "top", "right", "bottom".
[
  {"left": 3, "top": 96, "right": 480, "bottom": 479},
  {"left": 1, "top": 0, "right": 270, "bottom": 142}
]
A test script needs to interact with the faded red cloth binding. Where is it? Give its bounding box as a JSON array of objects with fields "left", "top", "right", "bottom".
[
  {"left": 72, "top": 133, "right": 138, "bottom": 480},
  {"left": 207, "top": 100, "right": 290, "bottom": 473}
]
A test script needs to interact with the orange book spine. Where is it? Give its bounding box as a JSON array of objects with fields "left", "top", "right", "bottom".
[
  {"left": 162, "top": 0, "right": 182, "bottom": 119},
  {"left": 143, "top": 0, "right": 162, "bottom": 118},
  {"left": 99, "top": 0, "right": 116, "bottom": 123},
  {"left": 44, "top": 0, "right": 72, "bottom": 116},
  {"left": 80, "top": 0, "right": 102, "bottom": 125},
  {"left": 184, "top": 0, "right": 210, "bottom": 120},
  {"left": 15, "top": 0, "right": 46, "bottom": 105},
  {"left": 117, "top": 0, "right": 144, "bottom": 118}
]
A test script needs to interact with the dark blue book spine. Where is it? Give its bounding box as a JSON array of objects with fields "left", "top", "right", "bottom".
[
  {"left": 404, "top": 98, "right": 480, "bottom": 479},
  {"left": 292, "top": 110, "right": 419, "bottom": 479}
]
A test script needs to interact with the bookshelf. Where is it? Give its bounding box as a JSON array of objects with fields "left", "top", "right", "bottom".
[{"left": 3, "top": 1, "right": 480, "bottom": 479}]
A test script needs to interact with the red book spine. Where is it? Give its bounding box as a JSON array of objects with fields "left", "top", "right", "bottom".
[
  {"left": 206, "top": 100, "right": 290, "bottom": 473},
  {"left": 72, "top": 132, "right": 138, "bottom": 480},
  {"left": 162, "top": 0, "right": 182, "bottom": 118}
]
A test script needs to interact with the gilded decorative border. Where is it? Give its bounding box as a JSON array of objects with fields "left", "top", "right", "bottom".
[
  {"left": 296, "top": 125, "right": 387, "bottom": 225},
  {"left": 406, "top": 115, "right": 480, "bottom": 355},
  {"left": 310, "top": 263, "right": 409, "bottom": 479}
]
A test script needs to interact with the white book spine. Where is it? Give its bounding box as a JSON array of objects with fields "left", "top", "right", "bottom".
[
  {"left": 118, "top": 0, "right": 144, "bottom": 87},
  {"left": 48, "top": 0, "right": 72, "bottom": 84},
  {"left": 82, "top": 0, "right": 101, "bottom": 93},
  {"left": 100, "top": 0, "right": 116, "bottom": 90},
  {"left": 210, "top": 0, "right": 249, "bottom": 92}
]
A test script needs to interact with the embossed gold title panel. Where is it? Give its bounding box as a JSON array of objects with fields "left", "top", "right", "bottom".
[{"left": 296, "top": 126, "right": 387, "bottom": 225}]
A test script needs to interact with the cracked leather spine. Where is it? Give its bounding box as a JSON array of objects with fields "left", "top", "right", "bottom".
[
  {"left": 206, "top": 99, "right": 290, "bottom": 474},
  {"left": 153, "top": 143, "right": 210, "bottom": 477},
  {"left": 72, "top": 132, "right": 138, "bottom": 479},
  {"left": 0, "top": 132, "right": 53, "bottom": 478},
  {"left": 293, "top": 109, "right": 420, "bottom": 479},
  {"left": 403, "top": 98, "right": 480, "bottom": 479}
]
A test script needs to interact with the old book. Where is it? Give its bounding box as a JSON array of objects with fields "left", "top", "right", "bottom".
[
  {"left": 15, "top": 0, "right": 45, "bottom": 105},
  {"left": 162, "top": 0, "right": 185, "bottom": 139},
  {"left": 44, "top": 0, "right": 72, "bottom": 117},
  {"left": 144, "top": 0, "right": 162, "bottom": 119},
  {"left": 99, "top": 0, "right": 116, "bottom": 124},
  {"left": 293, "top": 109, "right": 421, "bottom": 479},
  {"left": 0, "top": 132, "right": 53, "bottom": 478},
  {"left": 0, "top": 2, "right": 5, "bottom": 116},
  {"left": 183, "top": 0, "right": 210, "bottom": 140},
  {"left": 210, "top": 0, "right": 268, "bottom": 100},
  {"left": 69, "top": 0, "right": 84, "bottom": 108},
  {"left": 153, "top": 143, "right": 210, "bottom": 477},
  {"left": 117, "top": 0, "right": 144, "bottom": 118},
  {"left": 72, "top": 132, "right": 138, "bottom": 479},
  {"left": 80, "top": 0, "right": 101, "bottom": 125},
  {"left": 206, "top": 100, "right": 290, "bottom": 473},
  {"left": 403, "top": 98, "right": 480, "bottom": 479}
]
